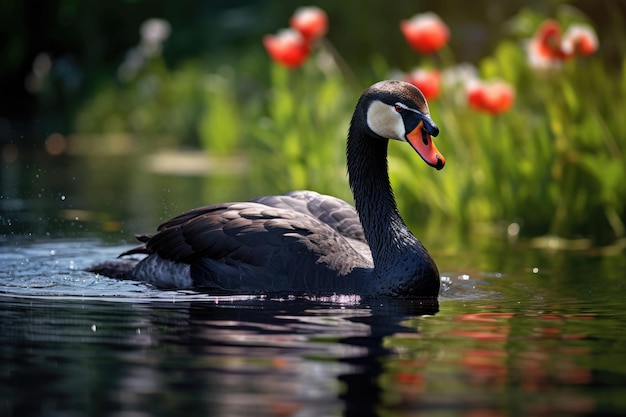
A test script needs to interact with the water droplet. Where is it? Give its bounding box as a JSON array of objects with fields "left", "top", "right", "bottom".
[
  {"left": 532, "top": 267, "right": 539, "bottom": 274},
  {"left": 60, "top": 195, "right": 66, "bottom": 201},
  {"left": 91, "top": 324, "right": 97, "bottom": 332},
  {"left": 50, "top": 249, "right": 56, "bottom": 256}
]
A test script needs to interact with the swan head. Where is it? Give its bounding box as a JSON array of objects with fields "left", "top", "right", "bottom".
[{"left": 363, "top": 80, "right": 445, "bottom": 170}]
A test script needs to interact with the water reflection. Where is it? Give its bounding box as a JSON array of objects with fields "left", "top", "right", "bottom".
[
  {"left": 449, "top": 311, "right": 595, "bottom": 414},
  {"left": 401, "top": 303, "right": 624, "bottom": 416},
  {"left": 0, "top": 296, "right": 438, "bottom": 417},
  {"left": 1, "top": 237, "right": 626, "bottom": 416},
  {"left": 2, "top": 241, "right": 626, "bottom": 416}
]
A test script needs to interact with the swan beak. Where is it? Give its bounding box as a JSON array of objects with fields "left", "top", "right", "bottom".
[{"left": 406, "top": 120, "right": 446, "bottom": 170}]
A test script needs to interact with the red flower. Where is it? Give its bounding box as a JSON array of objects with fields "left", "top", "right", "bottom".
[
  {"left": 290, "top": 6, "right": 328, "bottom": 41},
  {"left": 263, "top": 29, "right": 311, "bottom": 68},
  {"left": 467, "top": 81, "right": 515, "bottom": 115},
  {"left": 404, "top": 68, "right": 441, "bottom": 101},
  {"left": 533, "top": 20, "right": 567, "bottom": 59},
  {"left": 528, "top": 19, "right": 598, "bottom": 69},
  {"left": 562, "top": 24, "right": 598, "bottom": 57},
  {"left": 400, "top": 12, "right": 450, "bottom": 54}
]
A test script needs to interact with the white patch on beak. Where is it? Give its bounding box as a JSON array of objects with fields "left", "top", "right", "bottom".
[{"left": 366, "top": 100, "right": 406, "bottom": 141}]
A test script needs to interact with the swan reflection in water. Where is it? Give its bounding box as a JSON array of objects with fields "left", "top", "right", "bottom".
[
  {"left": 110, "top": 297, "right": 439, "bottom": 417},
  {"left": 0, "top": 295, "right": 437, "bottom": 417}
]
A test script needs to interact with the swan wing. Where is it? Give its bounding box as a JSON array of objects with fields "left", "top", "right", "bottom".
[
  {"left": 131, "top": 202, "right": 372, "bottom": 293},
  {"left": 252, "top": 191, "right": 366, "bottom": 243}
]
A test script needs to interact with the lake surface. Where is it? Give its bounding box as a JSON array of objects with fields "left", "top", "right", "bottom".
[
  {"left": 1, "top": 238, "right": 625, "bottom": 417},
  {"left": 2, "top": 149, "right": 626, "bottom": 416}
]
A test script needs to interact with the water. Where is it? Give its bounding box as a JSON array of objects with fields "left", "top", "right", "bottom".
[
  {"left": 2, "top": 149, "right": 626, "bottom": 415},
  {"left": 1, "top": 239, "right": 625, "bottom": 417}
]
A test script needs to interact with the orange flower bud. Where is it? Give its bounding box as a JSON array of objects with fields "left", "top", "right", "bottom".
[
  {"left": 400, "top": 12, "right": 450, "bottom": 54},
  {"left": 404, "top": 69, "right": 441, "bottom": 101},
  {"left": 263, "top": 29, "right": 311, "bottom": 68},
  {"left": 467, "top": 81, "right": 515, "bottom": 115},
  {"left": 562, "top": 24, "right": 598, "bottom": 57},
  {"left": 290, "top": 6, "right": 328, "bottom": 41}
]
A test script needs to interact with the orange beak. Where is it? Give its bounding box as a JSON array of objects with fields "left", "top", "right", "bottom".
[{"left": 406, "top": 121, "right": 445, "bottom": 170}]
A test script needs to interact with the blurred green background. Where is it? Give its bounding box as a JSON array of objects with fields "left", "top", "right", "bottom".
[{"left": 1, "top": 0, "right": 625, "bottom": 250}]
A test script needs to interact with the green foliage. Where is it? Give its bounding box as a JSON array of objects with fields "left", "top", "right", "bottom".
[
  {"left": 197, "top": 67, "right": 241, "bottom": 155},
  {"left": 70, "top": 6, "right": 625, "bottom": 245},
  {"left": 74, "top": 57, "right": 206, "bottom": 149},
  {"left": 246, "top": 58, "right": 356, "bottom": 200},
  {"left": 387, "top": 10, "right": 626, "bottom": 244}
]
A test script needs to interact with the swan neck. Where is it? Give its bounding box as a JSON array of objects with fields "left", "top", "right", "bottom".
[{"left": 347, "top": 125, "right": 417, "bottom": 269}]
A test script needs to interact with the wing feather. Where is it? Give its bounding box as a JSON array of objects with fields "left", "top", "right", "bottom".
[
  {"left": 253, "top": 190, "right": 366, "bottom": 243},
  {"left": 124, "top": 193, "right": 373, "bottom": 293}
]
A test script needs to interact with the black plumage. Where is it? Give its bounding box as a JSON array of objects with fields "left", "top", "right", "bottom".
[{"left": 89, "top": 80, "right": 445, "bottom": 298}]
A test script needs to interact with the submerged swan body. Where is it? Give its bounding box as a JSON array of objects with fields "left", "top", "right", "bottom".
[{"left": 89, "top": 80, "right": 446, "bottom": 297}]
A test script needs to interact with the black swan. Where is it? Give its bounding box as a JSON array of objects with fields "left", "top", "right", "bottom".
[{"left": 89, "top": 80, "right": 446, "bottom": 297}]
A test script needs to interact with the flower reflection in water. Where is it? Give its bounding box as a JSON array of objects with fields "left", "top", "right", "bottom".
[{"left": 447, "top": 310, "right": 596, "bottom": 415}]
